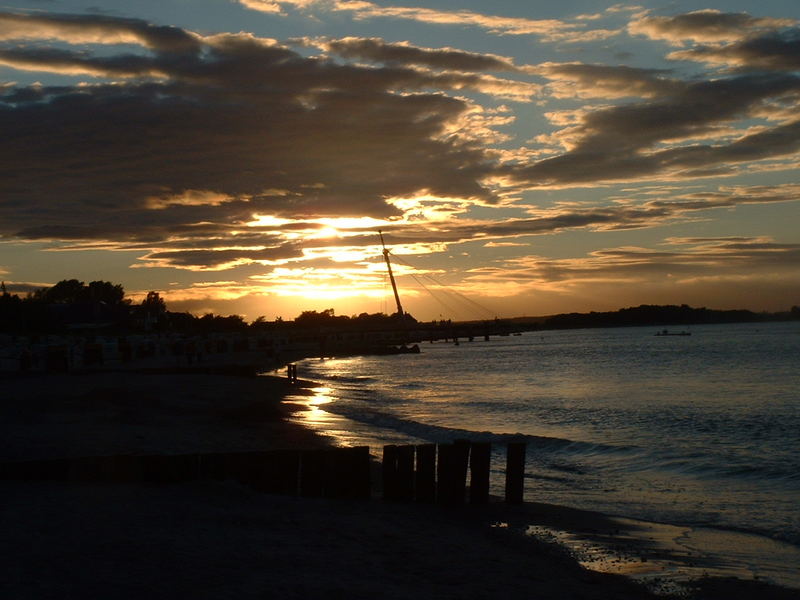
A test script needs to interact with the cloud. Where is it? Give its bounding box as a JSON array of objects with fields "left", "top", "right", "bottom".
[
  {"left": 237, "top": 0, "right": 620, "bottom": 42},
  {"left": 1, "top": 12, "right": 520, "bottom": 247},
  {"left": 628, "top": 9, "right": 795, "bottom": 44},
  {"left": 0, "top": 46, "right": 168, "bottom": 77},
  {"left": 483, "top": 241, "right": 527, "bottom": 248},
  {"left": 463, "top": 237, "right": 800, "bottom": 291},
  {"left": 534, "top": 62, "right": 679, "bottom": 99},
  {"left": 508, "top": 72, "right": 800, "bottom": 187},
  {"left": 137, "top": 242, "right": 306, "bottom": 271},
  {"left": 301, "top": 36, "right": 521, "bottom": 72},
  {"left": 668, "top": 30, "right": 800, "bottom": 71},
  {"left": 2, "top": 8, "right": 800, "bottom": 287},
  {"left": 0, "top": 280, "right": 54, "bottom": 295},
  {"left": 0, "top": 11, "right": 201, "bottom": 52},
  {"left": 285, "top": 182, "right": 800, "bottom": 253}
]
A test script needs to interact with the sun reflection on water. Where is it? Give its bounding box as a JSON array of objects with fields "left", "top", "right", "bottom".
[{"left": 296, "top": 386, "right": 334, "bottom": 424}]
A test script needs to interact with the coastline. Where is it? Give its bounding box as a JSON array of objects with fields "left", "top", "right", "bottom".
[{"left": 2, "top": 370, "right": 798, "bottom": 599}]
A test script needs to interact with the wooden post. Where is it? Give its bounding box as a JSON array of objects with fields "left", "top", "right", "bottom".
[
  {"left": 300, "top": 449, "right": 326, "bottom": 496},
  {"left": 382, "top": 445, "right": 399, "bottom": 501},
  {"left": 141, "top": 455, "right": 163, "bottom": 483},
  {"left": 415, "top": 444, "right": 436, "bottom": 502},
  {"left": 322, "top": 449, "right": 344, "bottom": 498},
  {"left": 224, "top": 451, "right": 250, "bottom": 484},
  {"left": 200, "top": 452, "right": 228, "bottom": 481},
  {"left": 246, "top": 450, "right": 300, "bottom": 495},
  {"left": 112, "top": 455, "right": 143, "bottom": 483},
  {"left": 469, "top": 442, "right": 491, "bottom": 504},
  {"left": 396, "top": 445, "right": 415, "bottom": 502},
  {"left": 437, "top": 442, "right": 469, "bottom": 505},
  {"left": 436, "top": 443, "right": 455, "bottom": 505},
  {"left": 453, "top": 439, "right": 470, "bottom": 504},
  {"left": 505, "top": 442, "right": 526, "bottom": 504},
  {"left": 347, "top": 446, "right": 372, "bottom": 500}
]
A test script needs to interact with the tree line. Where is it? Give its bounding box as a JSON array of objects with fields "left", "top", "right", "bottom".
[
  {"left": 2, "top": 278, "right": 796, "bottom": 335},
  {"left": 516, "top": 303, "right": 800, "bottom": 330},
  {"left": 0, "top": 279, "right": 410, "bottom": 334}
]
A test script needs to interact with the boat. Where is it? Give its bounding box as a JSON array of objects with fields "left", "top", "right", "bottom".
[{"left": 654, "top": 329, "right": 691, "bottom": 336}]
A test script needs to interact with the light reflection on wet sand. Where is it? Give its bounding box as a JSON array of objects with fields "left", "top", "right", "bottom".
[{"left": 527, "top": 518, "right": 800, "bottom": 596}]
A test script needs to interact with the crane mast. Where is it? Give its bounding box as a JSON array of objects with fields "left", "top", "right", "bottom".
[{"left": 379, "top": 230, "right": 404, "bottom": 317}]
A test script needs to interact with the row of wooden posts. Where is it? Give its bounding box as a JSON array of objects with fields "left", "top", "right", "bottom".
[
  {"left": 0, "top": 441, "right": 526, "bottom": 504},
  {"left": 383, "top": 441, "right": 526, "bottom": 505}
]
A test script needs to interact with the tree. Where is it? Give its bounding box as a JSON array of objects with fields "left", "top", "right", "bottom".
[
  {"left": 87, "top": 280, "right": 126, "bottom": 305},
  {"left": 141, "top": 291, "right": 167, "bottom": 315},
  {"left": 33, "top": 279, "right": 126, "bottom": 305},
  {"left": 42, "top": 279, "right": 86, "bottom": 304},
  {"left": 295, "top": 308, "right": 338, "bottom": 327}
]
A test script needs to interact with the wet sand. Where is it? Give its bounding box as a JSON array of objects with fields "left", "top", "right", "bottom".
[{"left": 1, "top": 371, "right": 798, "bottom": 599}]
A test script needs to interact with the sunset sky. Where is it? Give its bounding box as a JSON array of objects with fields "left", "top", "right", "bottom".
[{"left": 1, "top": 0, "right": 798, "bottom": 321}]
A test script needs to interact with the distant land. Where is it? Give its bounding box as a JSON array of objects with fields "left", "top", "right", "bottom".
[
  {"left": 465, "top": 304, "right": 800, "bottom": 332},
  {"left": 1, "top": 279, "right": 798, "bottom": 335}
]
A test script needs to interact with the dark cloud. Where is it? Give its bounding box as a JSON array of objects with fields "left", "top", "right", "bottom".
[
  {"left": 14, "top": 180, "right": 794, "bottom": 272},
  {"left": 0, "top": 281, "right": 51, "bottom": 295},
  {"left": 0, "top": 11, "right": 201, "bottom": 53},
  {"left": 535, "top": 62, "right": 678, "bottom": 98},
  {"left": 1, "top": 9, "right": 800, "bottom": 278},
  {"left": 366, "top": 183, "right": 800, "bottom": 248},
  {"left": 629, "top": 9, "right": 794, "bottom": 44},
  {"left": 0, "top": 13, "right": 509, "bottom": 243},
  {"left": 509, "top": 73, "right": 800, "bottom": 187},
  {"left": 465, "top": 238, "right": 800, "bottom": 286},
  {"left": 0, "top": 46, "right": 164, "bottom": 77},
  {"left": 141, "top": 243, "right": 305, "bottom": 269},
  {"left": 669, "top": 30, "right": 800, "bottom": 71},
  {"left": 303, "top": 36, "right": 520, "bottom": 72}
]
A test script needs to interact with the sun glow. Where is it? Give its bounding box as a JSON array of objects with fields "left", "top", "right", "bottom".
[
  {"left": 314, "top": 217, "right": 388, "bottom": 230},
  {"left": 301, "top": 245, "right": 378, "bottom": 263},
  {"left": 251, "top": 266, "right": 390, "bottom": 300},
  {"left": 244, "top": 214, "right": 293, "bottom": 227}
]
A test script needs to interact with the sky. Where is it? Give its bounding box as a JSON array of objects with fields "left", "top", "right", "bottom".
[{"left": 1, "top": 0, "right": 799, "bottom": 321}]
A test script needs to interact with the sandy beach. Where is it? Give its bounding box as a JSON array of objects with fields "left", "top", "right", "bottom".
[{"left": 2, "top": 371, "right": 798, "bottom": 599}]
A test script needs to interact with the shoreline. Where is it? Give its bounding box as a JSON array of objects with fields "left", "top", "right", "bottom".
[
  {"left": 2, "top": 370, "right": 798, "bottom": 599},
  {"left": 283, "top": 359, "right": 800, "bottom": 597}
]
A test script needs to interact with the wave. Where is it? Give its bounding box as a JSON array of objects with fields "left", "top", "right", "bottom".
[
  {"left": 637, "top": 456, "right": 800, "bottom": 484},
  {"left": 321, "top": 399, "right": 799, "bottom": 486},
  {"left": 321, "top": 400, "right": 634, "bottom": 456},
  {"left": 324, "top": 374, "right": 378, "bottom": 384}
]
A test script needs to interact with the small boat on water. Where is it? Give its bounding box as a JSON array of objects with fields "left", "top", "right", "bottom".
[{"left": 654, "top": 329, "right": 691, "bottom": 336}]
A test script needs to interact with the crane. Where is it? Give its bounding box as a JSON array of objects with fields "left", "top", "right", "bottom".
[{"left": 378, "top": 230, "right": 404, "bottom": 317}]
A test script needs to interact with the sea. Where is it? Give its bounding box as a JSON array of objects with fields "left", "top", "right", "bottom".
[{"left": 278, "top": 321, "right": 800, "bottom": 589}]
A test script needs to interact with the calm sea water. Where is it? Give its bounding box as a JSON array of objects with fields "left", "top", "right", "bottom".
[{"left": 282, "top": 321, "right": 800, "bottom": 550}]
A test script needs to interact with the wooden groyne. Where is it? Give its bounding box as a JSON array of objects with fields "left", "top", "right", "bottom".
[
  {"left": 383, "top": 440, "right": 525, "bottom": 505},
  {"left": 0, "top": 441, "right": 526, "bottom": 504}
]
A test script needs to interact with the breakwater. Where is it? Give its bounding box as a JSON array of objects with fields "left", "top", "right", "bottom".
[{"left": 0, "top": 441, "right": 527, "bottom": 504}]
